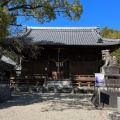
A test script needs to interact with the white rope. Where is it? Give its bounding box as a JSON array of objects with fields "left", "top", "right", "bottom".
[{"left": 49, "top": 57, "right": 69, "bottom": 63}]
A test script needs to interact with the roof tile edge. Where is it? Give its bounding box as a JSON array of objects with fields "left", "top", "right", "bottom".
[{"left": 26, "top": 26, "right": 100, "bottom": 30}]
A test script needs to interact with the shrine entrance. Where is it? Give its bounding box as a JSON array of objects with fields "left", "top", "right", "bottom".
[{"left": 48, "top": 48, "right": 70, "bottom": 79}]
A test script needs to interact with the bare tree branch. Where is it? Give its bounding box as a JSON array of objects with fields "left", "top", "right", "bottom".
[
  {"left": 10, "top": 24, "right": 22, "bottom": 26},
  {"left": 0, "top": 0, "right": 11, "bottom": 7},
  {"left": 8, "top": 4, "right": 53, "bottom": 11}
]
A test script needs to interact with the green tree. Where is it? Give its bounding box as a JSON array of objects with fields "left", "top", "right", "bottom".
[
  {"left": 0, "top": 0, "right": 83, "bottom": 26},
  {"left": 0, "top": 8, "right": 10, "bottom": 41},
  {"left": 0, "top": 0, "right": 83, "bottom": 61},
  {"left": 101, "top": 27, "right": 120, "bottom": 39},
  {"left": 0, "top": 0, "right": 83, "bottom": 59},
  {"left": 101, "top": 27, "right": 120, "bottom": 67}
]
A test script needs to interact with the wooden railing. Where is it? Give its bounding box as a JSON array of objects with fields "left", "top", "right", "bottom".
[
  {"left": 9, "top": 74, "right": 96, "bottom": 88},
  {"left": 9, "top": 74, "right": 45, "bottom": 86},
  {"left": 72, "top": 75, "right": 95, "bottom": 87}
]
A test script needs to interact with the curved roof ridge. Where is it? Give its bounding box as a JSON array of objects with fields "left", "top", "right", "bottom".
[
  {"left": 91, "top": 28, "right": 101, "bottom": 40},
  {"left": 102, "top": 38, "right": 120, "bottom": 41},
  {"left": 26, "top": 26, "right": 100, "bottom": 30},
  {"left": 18, "top": 29, "right": 31, "bottom": 38}
]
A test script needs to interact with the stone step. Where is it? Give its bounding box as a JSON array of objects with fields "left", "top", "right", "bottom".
[{"left": 108, "top": 112, "right": 120, "bottom": 120}]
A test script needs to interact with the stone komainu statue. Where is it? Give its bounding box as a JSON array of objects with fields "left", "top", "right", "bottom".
[{"left": 101, "top": 49, "right": 117, "bottom": 67}]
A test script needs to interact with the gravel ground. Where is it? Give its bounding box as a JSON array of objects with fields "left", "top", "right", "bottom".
[{"left": 0, "top": 92, "right": 117, "bottom": 120}]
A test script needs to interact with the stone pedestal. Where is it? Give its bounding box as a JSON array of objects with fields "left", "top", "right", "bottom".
[
  {"left": 91, "top": 88, "right": 120, "bottom": 108},
  {"left": 118, "top": 97, "right": 120, "bottom": 113},
  {"left": 100, "top": 66, "right": 119, "bottom": 74},
  {"left": 0, "top": 84, "right": 11, "bottom": 102},
  {"left": 43, "top": 79, "right": 72, "bottom": 93}
]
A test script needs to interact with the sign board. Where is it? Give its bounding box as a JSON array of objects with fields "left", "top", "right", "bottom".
[
  {"left": 95, "top": 73, "right": 105, "bottom": 87},
  {"left": 100, "top": 92, "right": 109, "bottom": 105}
]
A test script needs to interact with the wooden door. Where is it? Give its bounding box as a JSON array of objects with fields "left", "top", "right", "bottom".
[{"left": 48, "top": 57, "right": 69, "bottom": 79}]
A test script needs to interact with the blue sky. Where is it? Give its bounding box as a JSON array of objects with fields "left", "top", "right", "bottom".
[{"left": 18, "top": 0, "right": 120, "bottom": 30}]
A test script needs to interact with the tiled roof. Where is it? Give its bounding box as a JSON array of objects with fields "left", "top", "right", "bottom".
[{"left": 24, "top": 26, "right": 120, "bottom": 46}]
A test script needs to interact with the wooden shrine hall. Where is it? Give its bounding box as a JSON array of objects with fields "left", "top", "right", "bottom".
[{"left": 10, "top": 26, "right": 120, "bottom": 89}]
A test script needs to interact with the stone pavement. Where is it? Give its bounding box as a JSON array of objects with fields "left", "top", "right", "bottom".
[{"left": 0, "top": 92, "right": 117, "bottom": 120}]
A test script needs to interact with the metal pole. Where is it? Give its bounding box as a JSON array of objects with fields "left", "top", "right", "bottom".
[{"left": 117, "top": 97, "right": 120, "bottom": 113}]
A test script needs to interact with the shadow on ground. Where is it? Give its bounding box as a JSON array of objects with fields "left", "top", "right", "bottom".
[{"left": 0, "top": 92, "right": 96, "bottom": 111}]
